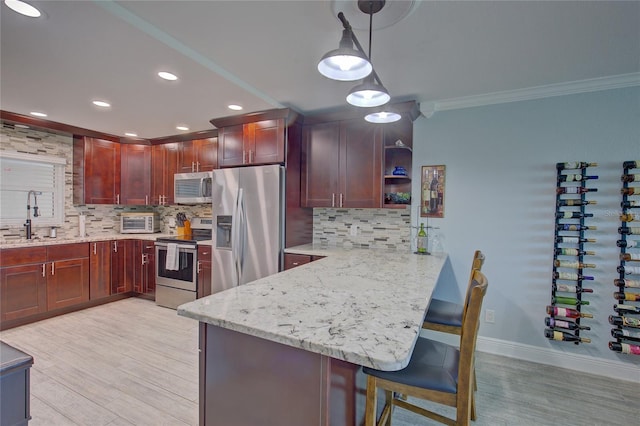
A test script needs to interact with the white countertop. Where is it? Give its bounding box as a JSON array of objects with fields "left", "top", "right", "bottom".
[
  {"left": 178, "top": 244, "right": 447, "bottom": 371},
  {"left": 0, "top": 233, "right": 171, "bottom": 249}
]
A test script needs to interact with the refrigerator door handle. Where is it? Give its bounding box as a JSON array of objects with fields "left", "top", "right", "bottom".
[
  {"left": 238, "top": 188, "right": 247, "bottom": 278},
  {"left": 231, "top": 187, "right": 241, "bottom": 287}
]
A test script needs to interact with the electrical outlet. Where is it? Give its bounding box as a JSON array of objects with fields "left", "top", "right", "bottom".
[{"left": 485, "top": 309, "right": 495, "bottom": 323}]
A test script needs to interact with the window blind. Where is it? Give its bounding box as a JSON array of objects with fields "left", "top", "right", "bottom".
[{"left": 0, "top": 151, "right": 66, "bottom": 227}]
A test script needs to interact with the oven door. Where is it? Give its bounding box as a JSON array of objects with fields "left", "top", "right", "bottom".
[{"left": 155, "top": 242, "right": 197, "bottom": 291}]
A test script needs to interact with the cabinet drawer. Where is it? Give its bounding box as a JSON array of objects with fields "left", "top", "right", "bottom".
[
  {"left": 0, "top": 247, "right": 47, "bottom": 267},
  {"left": 47, "top": 243, "right": 89, "bottom": 261}
]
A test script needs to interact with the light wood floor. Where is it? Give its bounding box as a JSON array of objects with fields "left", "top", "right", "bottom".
[{"left": 1, "top": 298, "right": 637, "bottom": 426}]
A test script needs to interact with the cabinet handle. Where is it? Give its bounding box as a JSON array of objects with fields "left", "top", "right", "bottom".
[
  {"left": 340, "top": 193, "right": 344, "bottom": 208},
  {"left": 113, "top": 241, "right": 118, "bottom": 252},
  {"left": 249, "top": 150, "right": 254, "bottom": 164},
  {"left": 197, "top": 161, "right": 200, "bottom": 171},
  {"left": 292, "top": 262, "right": 300, "bottom": 266},
  {"left": 116, "top": 194, "right": 120, "bottom": 204},
  {"left": 146, "top": 245, "right": 154, "bottom": 249},
  {"left": 331, "top": 193, "right": 335, "bottom": 207},
  {"left": 201, "top": 251, "right": 209, "bottom": 255},
  {"left": 51, "top": 262, "right": 55, "bottom": 275},
  {"left": 145, "top": 195, "right": 149, "bottom": 205},
  {"left": 197, "top": 260, "right": 202, "bottom": 273},
  {"left": 243, "top": 151, "right": 247, "bottom": 164},
  {"left": 192, "top": 161, "right": 196, "bottom": 173},
  {"left": 42, "top": 263, "right": 45, "bottom": 277},
  {"left": 93, "top": 243, "right": 97, "bottom": 255},
  {"left": 142, "top": 253, "right": 147, "bottom": 265}
]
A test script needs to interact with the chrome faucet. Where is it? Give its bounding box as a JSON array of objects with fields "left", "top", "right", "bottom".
[{"left": 24, "top": 190, "right": 41, "bottom": 239}]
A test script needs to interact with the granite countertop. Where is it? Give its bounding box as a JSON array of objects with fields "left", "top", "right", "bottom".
[
  {"left": 0, "top": 233, "right": 172, "bottom": 249},
  {"left": 178, "top": 245, "right": 447, "bottom": 371}
]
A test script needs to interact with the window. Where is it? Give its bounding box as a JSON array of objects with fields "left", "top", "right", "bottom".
[{"left": 0, "top": 151, "right": 66, "bottom": 227}]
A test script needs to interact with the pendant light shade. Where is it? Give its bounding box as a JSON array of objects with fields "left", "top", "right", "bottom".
[
  {"left": 365, "top": 109, "right": 402, "bottom": 123},
  {"left": 346, "top": 75, "right": 390, "bottom": 107},
  {"left": 318, "top": 29, "right": 372, "bottom": 81}
]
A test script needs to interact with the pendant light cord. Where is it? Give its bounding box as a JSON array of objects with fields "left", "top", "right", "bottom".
[{"left": 368, "top": 1, "right": 373, "bottom": 61}]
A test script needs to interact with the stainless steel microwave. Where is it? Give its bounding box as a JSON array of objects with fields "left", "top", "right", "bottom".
[
  {"left": 120, "top": 212, "right": 160, "bottom": 234},
  {"left": 174, "top": 171, "right": 213, "bottom": 204}
]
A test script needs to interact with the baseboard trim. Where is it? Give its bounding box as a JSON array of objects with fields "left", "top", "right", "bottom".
[{"left": 476, "top": 336, "right": 640, "bottom": 384}]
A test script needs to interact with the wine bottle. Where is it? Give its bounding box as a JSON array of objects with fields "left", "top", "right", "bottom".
[
  {"left": 617, "top": 265, "right": 640, "bottom": 275},
  {"left": 558, "top": 174, "right": 598, "bottom": 182},
  {"left": 553, "top": 260, "right": 596, "bottom": 269},
  {"left": 623, "top": 160, "right": 639, "bottom": 169},
  {"left": 617, "top": 239, "right": 639, "bottom": 248},
  {"left": 613, "top": 304, "right": 640, "bottom": 314},
  {"left": 555, "top": 248, "right": 595, "bottom": 256},
  {"left": 620, "top": 213, "right": 637, "bottom": 223},
  {"left": 556, "top": 224, "right": 597, "bottom": 232},
  {"left": 556, "top": 236, "right": 596, "bottom": 244},
  {"left": 416, "top": 223, "right": 428, "bottom": 254},
  {"left": 608, "top": 341, "right": 640, "bottom": 355},
  {"left": 556, "top": 211, "right": 594, "bottom": 219},
  {"left": 552, "top": 283, "right": 593, "bottom": 293},
  {"left": 546, "top": 305, "right": 593, "bottom": 319},
  {"left": 611, "top": 328, "right": 640, "bottom": 341},
  {"left": 621, "top": 200, "right": 639, "bottom": 209},
  {"left": 609, "top": 315, "right": 640, "bottom": 328},
  {"left": 613, "top": 292, "right": 640, "bottom": 302},
  {"left": 621, "top": 187, "right": 638, "bottom": 195},
  {"left": 621, "top": 174, "right": 640, "bottom": 183},
  {"left": 556, "top": 187, "right": 597, "bottom": 195},
  {"left": 614, "top": 278, "right": 640, "bottom": 288},
  {"left": 557, "top": 199, "right": 597, "bottom": 207},
  {"left": 545, "top": 329, "right": 591, "bottom": 343},
  {"left": 620, "top": 253, "right": 640, "bottom": 261},
  {"left": 556, "top": 162, "right": 597, "bottom": 170},
  {"left": 545, "top": 317, "right": 590, "bottom": 330},
  {"left": 618, "top": 227, "right": 640, "bottom": 235},
  {"left": 552, "top": 296, "right": 590, "bottom": 306},
  {"left": 553, "top": 272, "right": 594, "bottom": 281}
]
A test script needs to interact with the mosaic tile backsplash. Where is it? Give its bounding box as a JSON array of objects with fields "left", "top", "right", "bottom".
[{"left": 2, "top": 123, "right": 410, "bottom": 247}]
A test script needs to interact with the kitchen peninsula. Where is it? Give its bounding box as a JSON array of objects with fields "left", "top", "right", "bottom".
[{"left": 178, "top": 245, "right": 447, "bottom": 425}]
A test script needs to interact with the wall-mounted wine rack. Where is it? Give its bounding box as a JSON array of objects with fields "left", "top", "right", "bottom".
[
  {"left": 609, "top": 160, "right": 640, "bottom": 355},
  {"left": 546, "top": 162, "right": 598, "bottom": 344}
]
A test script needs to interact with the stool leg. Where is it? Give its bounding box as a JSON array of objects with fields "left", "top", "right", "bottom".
[{"left": 365, "top": 376, "right": 378, "bottom": 426}]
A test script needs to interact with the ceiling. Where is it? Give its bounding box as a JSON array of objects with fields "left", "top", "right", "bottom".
[{"left": 1, "top": 0, "right": 639, "bottom": 139}]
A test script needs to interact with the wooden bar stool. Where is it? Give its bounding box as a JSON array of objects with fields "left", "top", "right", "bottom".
[{"left": 363, "top": 270, "right": 489, "bottom": 426}]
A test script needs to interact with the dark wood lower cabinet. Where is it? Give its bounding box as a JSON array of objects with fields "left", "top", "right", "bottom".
[
  {"left": 90, "top": 241, "right": 111, "bottom": 300},
  {"left": 46, "top": 257, "right": 90, "bottom": 311},
  {"left": 197, "top": 245, "right": 212, "bottom": 298},
  {"left": 283, "top": 253, "right": 325, "bottom": 270},
  {"left": 0, "top": 262, "right": 47, "bottom": 322},
  {"left": 141, "top": 242, "right": 156, "bottom": 297}
]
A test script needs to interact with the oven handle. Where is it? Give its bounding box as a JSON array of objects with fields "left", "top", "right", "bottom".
[{"left": 155, "top": 242, "right": 197, "bottom": 251}]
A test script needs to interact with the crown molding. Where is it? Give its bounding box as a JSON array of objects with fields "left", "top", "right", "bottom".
[{"left": 420, "top": 73, "right": 640, "bottom": 117}]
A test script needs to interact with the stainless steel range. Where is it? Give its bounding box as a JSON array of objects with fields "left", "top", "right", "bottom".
[{"left": 155, "top": 217, "right": 212, "bottom": 309}]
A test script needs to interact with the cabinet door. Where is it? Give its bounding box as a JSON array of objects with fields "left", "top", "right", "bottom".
[
  {"left": 301, "top": 122, "right": 341, "bottom": 207},
  {"left": 195, "top": 138, "right": 218, "bottom": 171},
  {"left": 89, "top": 241, "right": 111, "bottom": 300},
  {"left": 0, "top": 263, "right": 47, "bottom": 321},
  {"left": 125, "top": 240, "right": 142, "bottom": 294},
  {"left": 197, "top": 246, "right": 212, "bottom": 298},
  {"left": 121, "top": 144, "right": 151, "bottom": 205},
  {"left": 178, "top": 140, "right": 199, "bottom": 173},
  {"left": 339, "top": 120, "right": 383, "bottom": 208},
  {"left": 218, "top": 124, "right": 245, "bottom": 167},
  {"left": 142, "top": 242, "right": 156, "bottom": 296},
  {"left": 111, "top": 240, "right": 127, "bottom": 294},
  {"left": 47, "top": 257, "right": 90, "bottom": 311},
  {"left": 151, "top": 143, "right": 180, "bottom": 205},
  {"left": 251, "top": 119, "right": 285, "bottom": 165},
  {"left": 84, "top": 137, "right": 121, "bottom": 204}
]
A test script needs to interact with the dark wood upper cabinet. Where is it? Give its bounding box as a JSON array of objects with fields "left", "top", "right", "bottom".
[
  {"left": 217, "top": 119, "right": 285, "bottom": 167},
  {"left": 301, "top": 119, "right": 383, "bottom": 208},
  {"left": 120, "top": 144, "right": 151, "bottom": 205},
  {"left": 151, "top": 143, "right": 180, "bottom": 206},
  {"left": 73, "top": 136, "right": 121, "bottom": 205},
  {"left": 178, "top": 138, "right": 218, "bottom": 172}
]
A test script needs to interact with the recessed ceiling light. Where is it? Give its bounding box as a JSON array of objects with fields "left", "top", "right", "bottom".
[
  {"left": 4, "top": 0, "right": 41, "bottom": 18},
  {"left": 228, "top": 104, "right": 243, "bottom": 111},
  {"left": 176, "top": 126, "right": 189, "bottom": 131},
  {"left": 30, "top": 111, "right": 47, "bottom": 117},
  {"left": 92, "top": 100, "right": 111, "bottom": 108},
  {"left": 125, "top": 132, "right": 138, "bottom": 137},
  {"left": 158, "top": 71, "right": 178, "bottom": 81}
]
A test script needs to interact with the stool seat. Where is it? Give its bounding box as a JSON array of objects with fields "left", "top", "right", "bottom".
[
  {"left": 363, "top": 337, "right": 459, "bottom": 394},
  {"left": 423, "top": 299, "right": 464, "bottom": 328}
]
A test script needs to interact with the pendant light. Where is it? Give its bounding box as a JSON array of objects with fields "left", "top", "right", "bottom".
[
  {"left": 318, "top": 29, "right": 372, "bottom": 81},
  {"left": 365, "top": 109, "right": 401, "bottom": 123}
]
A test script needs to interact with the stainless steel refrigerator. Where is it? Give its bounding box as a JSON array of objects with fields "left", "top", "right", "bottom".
[{"left": 211, "top": 164, "right": 284, "bottom": 294}]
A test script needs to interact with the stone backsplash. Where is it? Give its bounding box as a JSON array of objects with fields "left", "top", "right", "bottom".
[
  {"left": 313, "top": 207, "right": 411, "bottom": 249},
  {"left": 0, "top": 122, "right": 210, "bottom": 244}
]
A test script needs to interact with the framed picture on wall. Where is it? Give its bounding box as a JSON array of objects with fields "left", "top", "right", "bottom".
[{"left": 420, "top": 165, "right": 445, "bottom": 218}]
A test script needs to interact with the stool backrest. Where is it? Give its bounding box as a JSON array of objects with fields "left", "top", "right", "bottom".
[{"left": 458, "top": 270, "right": 488, "bottom": 395}]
